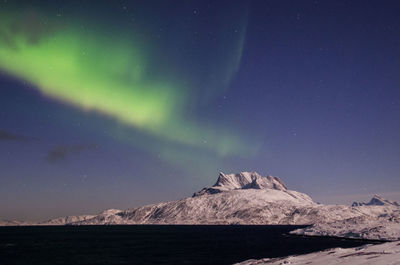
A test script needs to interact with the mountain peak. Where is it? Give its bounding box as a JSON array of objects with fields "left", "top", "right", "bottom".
[
  {"left": 193, "top": 171, "right": 287, "bottom": 197},
  {"left": 352, "top": 194, "right": 400, "bottom": 207},
  {"left": 370, "top": 194, "right": 386, "bottom": 205}
]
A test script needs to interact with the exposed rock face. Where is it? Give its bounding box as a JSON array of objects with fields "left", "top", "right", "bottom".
[{"left": 193, "top": 172, "right": 287, "bottom": 197}]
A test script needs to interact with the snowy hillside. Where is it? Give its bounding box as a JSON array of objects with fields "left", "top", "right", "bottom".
[
  {"left": 0, "top": 220, "right": 25, "bottom": 226},
  {"left": 38, "top": 214, "right": 97, "bottom": 226},
  {"left": 72, "top": 199, "right": 372, "bottom": 226},
  {"left": 237, "top": 241, "right": 400, "bottom": 265},
  {"left": 35, "top": 209, "right": 122, "bottom": 226},
  {"left": 72, "top": 187, "right": 316, "bottom": 225}
]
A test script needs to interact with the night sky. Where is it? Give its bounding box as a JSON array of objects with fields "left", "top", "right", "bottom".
[{"left": 1, "top": 0, "right": 400, "bottom": 221}]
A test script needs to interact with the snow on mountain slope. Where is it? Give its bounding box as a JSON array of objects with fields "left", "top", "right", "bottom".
[
  {"left": 237, "top": 241, "right": 400, "bottom": 265},
  {"left": 36, "top": 209, "right": 122, "bottom": 226},
  {"left": 38, "top": 215, "right": 95, "bottom": 225},
  {"left": 73, "top": 187, "right": 316, "bottom": 225},
  {"left": 0, "top": 220, "right": 25, "bottom": 226}
]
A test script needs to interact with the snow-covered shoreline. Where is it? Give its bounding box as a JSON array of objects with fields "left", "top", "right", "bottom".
[{"left": 236, "top": 241, "right": 400, "bottom": 265}]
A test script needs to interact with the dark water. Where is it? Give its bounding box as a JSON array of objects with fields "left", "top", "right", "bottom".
[{"left": 0, "top": 225, "right": 378, "bottom": 265}]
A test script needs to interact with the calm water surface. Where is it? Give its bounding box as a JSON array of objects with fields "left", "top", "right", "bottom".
[{"left": 0, "top": 225, "right": 378, "bottom": 265}]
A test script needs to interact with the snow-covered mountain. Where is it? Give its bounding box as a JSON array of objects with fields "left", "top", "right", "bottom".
[
  {"left": 70, "top": 172, "right": 317, "bottom": 225},
  {"left": 352, "top": 194, "right": 400, "bottom": 206},
  {"left": 37, "top": 171, "right": 321, "bottom": 225}
]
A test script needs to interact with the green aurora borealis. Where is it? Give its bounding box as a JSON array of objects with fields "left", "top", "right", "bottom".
[
  {"left": 3, "top": 1, "right": 400, "bottom": 221},
  {"left": 0, "top": 9, "right": 255, "bottom": 159}
]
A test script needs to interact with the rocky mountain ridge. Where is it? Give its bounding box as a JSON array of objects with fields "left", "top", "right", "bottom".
[
  {"left": 193, "top": 172, "right": 287, "bottom": 197},
  {"left": 352, "top": 194, "right": 400, "bottom": 207}
]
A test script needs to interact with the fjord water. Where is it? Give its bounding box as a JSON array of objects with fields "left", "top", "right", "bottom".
[{"left": 0, "top": 225, "right": 373, "bottom": 265}]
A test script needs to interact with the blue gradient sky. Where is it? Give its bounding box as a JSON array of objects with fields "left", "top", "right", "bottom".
[{"left": 1, "top": 0, "right": 400, "bottom": 221}]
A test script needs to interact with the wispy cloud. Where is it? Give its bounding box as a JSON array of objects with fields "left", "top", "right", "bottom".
[
  {"left": 0, "top": 129, "right": 27, "bottom": 141},
  {"left": 46, "top": 144, "right": 98, "bottom": 163}
]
